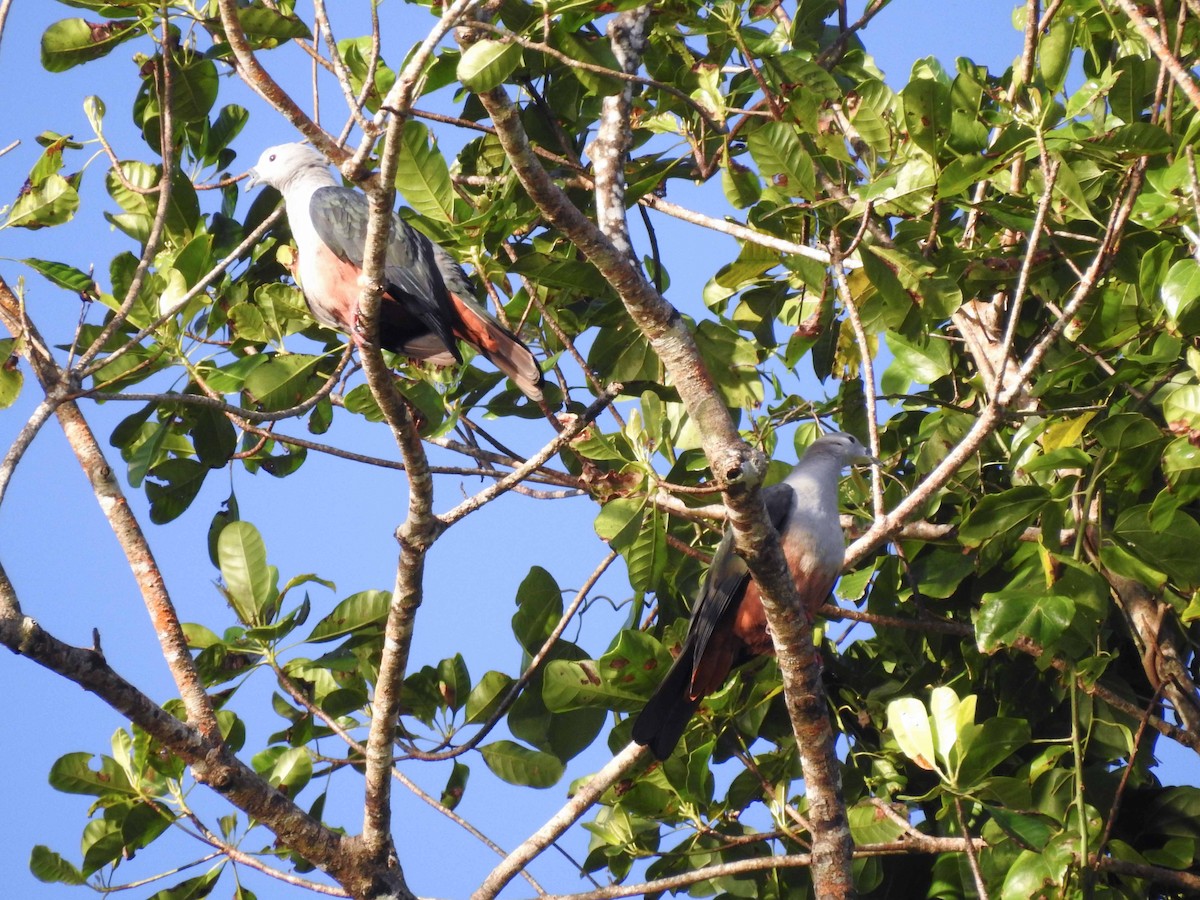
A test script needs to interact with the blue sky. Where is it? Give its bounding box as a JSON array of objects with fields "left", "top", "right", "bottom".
[{"left": 0, "top": 2, "right": 1032, "bottom": 897}]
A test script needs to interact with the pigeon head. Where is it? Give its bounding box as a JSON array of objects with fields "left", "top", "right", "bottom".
[
  {"left": 804, "top": 432, "right": 879, "bottom": 468},
  {"left": 245, "top": 143, "right": 332, "bottom": 192}
]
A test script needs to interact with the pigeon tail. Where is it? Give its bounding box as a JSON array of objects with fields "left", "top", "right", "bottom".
[
  {"left": 448, "top": 292, "right": 545, "bottom": 402},
  {"left": 632, "top": 643, "right": 704, "bottom": 760}
]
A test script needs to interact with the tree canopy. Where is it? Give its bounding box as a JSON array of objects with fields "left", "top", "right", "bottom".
[{"left": 3, "top": 0, "right": 1200, "bottom": 898}]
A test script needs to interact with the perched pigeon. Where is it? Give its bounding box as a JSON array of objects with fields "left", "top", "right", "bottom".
[
  {"left": 246, "top": 143, "right": 544, "bottom": 401},
  {"left": 632, "top": 433, "right": 877, "bottom": 759}
]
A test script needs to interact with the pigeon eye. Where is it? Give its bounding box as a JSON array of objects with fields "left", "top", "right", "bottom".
[{"left": 269, "top": 154, "right": 276, "bottom": 162}]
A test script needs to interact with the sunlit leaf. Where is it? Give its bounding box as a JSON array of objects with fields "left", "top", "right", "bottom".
[{"left": 478, "top": 740, "right": 564, "bottom": 788}]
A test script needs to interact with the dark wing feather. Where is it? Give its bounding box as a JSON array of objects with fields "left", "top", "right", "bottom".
[
  {"left": 684, "top": 482, "right": 795, "bottom": 667},
  {"left": 308, "top": 186, "right": 460, "bottom": 360}
]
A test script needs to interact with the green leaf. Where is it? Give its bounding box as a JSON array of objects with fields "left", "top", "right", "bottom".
[
  {"left": 40, "top": 18, "right": 138, "bottom": 73},
  {"left": 465, "top": 670, "right": 514, "bottom": 724},
  {"left": 1042, "top": 159, "right": 1097, "bottom": 223},
  {"left": 208, "top": 105, "right": 249, "bottom": 159},
  {"left": 543, "top": 655, "right": 645, "bottom": 713},
  {"left": 395, "top": 120, "right": 455, "bottom": 223},
  {"left": 975, "top": 591, "right": 1074, "bottom": 653},
  {"left": 146, "top": 458, "right": 208, "bottom": 524},
  {"left": 888, "top": 697, "right": 939, "bottom": 772},
  {"left": 721, "top": 161, "right": 762, "bottom": 208},
  {"left": 21, "top": 258, "right": 98, "bottom": 296},
  {"left": 189, "top": 403, "right": 238, "bottom": 469},
  {"left": 235, "top": 6, "right": 312, "bottom": 42},
  {"left": 1162, "top": 385, "right": 1200, "bottom": 431},
  {"left": 1162, "top": 259, "right": 1200, "bottom": 328},
  {"left": 588, "top": 319, "right": 660, "bottom": 384},
  {"left": 48, "top": 752, "right": 134, "bottom": 797},
  {"left": 900, "top": 76, "right": 952, "bottom": 160},
  {"left": 1110, "top": 56, "right": 1147, "bottom": 125},
  {"left": 30, "top": 846, "right": 85, "bottom": 885},
  {"left": 438, "top": 653, "right": 471, "bottom": 712},
  {"left": 694, "top": 319, "right": 763, "bottom": 409},
  {"left": 478, "top": 740, "right": 564, "bottom": 788},
  {"left": 1000, "top": 843, "right": 1071, "bottom": 900},
  {"left": 306, "top": 590, "right": 391, "bottom": 642},
  {"left": 959, "top": 486, "right": 1050, "bottom": 548},
  {"left": 125, "top": 418, "right": 176, "bottom": 488},
  {"left": 928, "top": 685, "right": 968, "bottom": 766},
  {"left": 457, "top": 39, "right": 522, "bottom": 93},
  {"left": 624, "top": 504, "right": 667, "bottom": 592},
  {"left": 955, "top": 717, "right": 1031, "bottom": 789},
  {"left": 254, "top": 746, "right": 312, "bottom": 795},
  {"left": 217, "top": 521, "right": 278, "bottom": 626},
  {"left": 983, "top": 804, "right": 1053, "bottom": 851},
  {"left": 1112, "top": 505, "right": 1200, "bottom": 588},
  {"left": 883, "top": 331, "right": 951, "bottom": 392},
  {"left": 4, "top": 174, "right": 79, "bottom": 229},
  {"left": 120, "top": 800, "right": 174, "bottom": 854},
  {"left": 746, "top": 121, "right": 815, "bottom": 199},
  {"left": 0, "top": 344, "right": 22, "bottom": 410},
  {"left": 543, "top": 629, "right": 668, "bottom": 716},
  {"left": 1037, "top": 15, "right": 1074, "bottom": 93},
  {"left": 144, "top": 864, "right": 223, "bottom": 899},
  {"left": 81, "top": 818, "right": 124, "bottom": 875},
  {"left": 441, "top": 762, "right": 469, "bottom": 811},
  {"left": 169, "top": 57, "right": 219, "bottom": 124},
  {"left": 512, "top": 566, "right": 562, "bottom": 655},
  {"left": 242, "top": 354, "right": 322, "bottom": 412}
]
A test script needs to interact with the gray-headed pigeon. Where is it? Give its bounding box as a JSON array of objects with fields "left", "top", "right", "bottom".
[
  {"left": 246, "top": 143, "right": 545, "bottom": 401},
  {"left": 631, "top": 432, "right": 878, "bottom": 760}
]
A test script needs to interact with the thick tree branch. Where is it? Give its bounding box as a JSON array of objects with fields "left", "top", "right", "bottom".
[
  {"left": 215, "top": 0, "right": 331, "bottom": 153},
  {"left": 351, "top": 0, "right": 488, "bottom": 873},
  {"left": 475, "top": 14, "right": 858, "bottom": 895},
  {"left": 0, "top": 563, "right": 376, "bottom": 896},
  {"left": 0, "top": 276, "right": 218, "bottom": 738}
]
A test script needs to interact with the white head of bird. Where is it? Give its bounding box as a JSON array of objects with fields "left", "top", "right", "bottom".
[{"left": 245, "top": 143, "right": 333, "bottom": 193}]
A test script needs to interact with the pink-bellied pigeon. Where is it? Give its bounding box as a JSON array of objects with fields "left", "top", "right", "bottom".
[
  {"left": 246, "top": 143, "right": 545, "bottom": 401},
  {"left": 632, "top": 432, "right": 878, "bottom": 759}
]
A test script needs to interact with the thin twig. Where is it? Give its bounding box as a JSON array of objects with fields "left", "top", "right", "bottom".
[
  {"left": 468, "top": 22, "right": 726, "bottom": 135},
  {"left": 78, "top": 206, "right": 286, "bottom": 379},
  {"left": 954, "top": 797, "right": 989, "bottom": 899},
  {"left": 829, "top": 231, "right": 883, "bottom": 518},
  {"left": 313, "top": 0, "right": 375, "bottom": 138},
  {"left": 0, "top": 396, "right": 57, "bottom": 510},
  {"left": 439, "top": 386, "right": 620, "bottom": 526},
  {"left": 401, "top": 550, "right": 620, "bottom": 762},
  {"left": 74, "top": 40, "right": 176, "bottom": 373},
  {"left": 270, "top": 662, "right": 545, "bottom": 893}
]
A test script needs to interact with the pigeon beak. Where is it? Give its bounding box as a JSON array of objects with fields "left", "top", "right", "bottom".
[{"left": 244, "top": 168, "right": 261, "bottom": 191}]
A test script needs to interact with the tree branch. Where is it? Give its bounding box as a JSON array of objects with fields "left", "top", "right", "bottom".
[
  {"left": 474, "top": 12, "right": 859, "bottom": 894},
  {"left": 473, "top": 742, "right": 648, "bottom": 900},
  {"left": 0, "top": 276, "right": 218, "bottom": 738}
]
